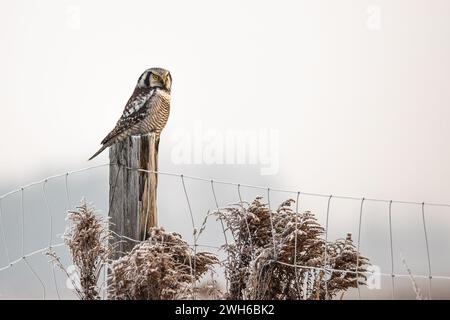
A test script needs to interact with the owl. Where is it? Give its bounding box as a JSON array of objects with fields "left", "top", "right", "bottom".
[{"left": 89, "top": 67, "right": 172, "bottom": 160}]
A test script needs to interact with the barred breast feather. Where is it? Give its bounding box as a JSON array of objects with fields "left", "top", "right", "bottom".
[{"left": 88, "top": 88, "right": 171, "bottom": 161}]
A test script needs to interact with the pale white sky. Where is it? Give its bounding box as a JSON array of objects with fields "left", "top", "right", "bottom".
[
  {"left": 1, "top": 0, "right": 449, "bottom": 204},
  {"left": 1, "top": 0, "right": 450, "bottom": 298}
]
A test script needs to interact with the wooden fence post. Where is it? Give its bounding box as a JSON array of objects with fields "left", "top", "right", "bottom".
[{"left": 109, "top": 134, "right": 159, "bottom": 257}]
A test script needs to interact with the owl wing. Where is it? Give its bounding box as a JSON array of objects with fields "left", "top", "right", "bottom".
[{"left": 101, "top": 88, "right": 155, "bottom": 145}]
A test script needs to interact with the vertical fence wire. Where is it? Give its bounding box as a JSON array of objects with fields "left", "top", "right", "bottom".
[
  {"left": 210, "top": 180, "right": 229, "bottom": 294},
  {"left": 211, "top": 180, "right": 230, "bottom": 244},
  {"left": 388, "top": 200, "right": 395, "bottom": 300},
  {"left": 237, "top": 184, "right": 255, "bottom": 258},
  {"left": 421, "top": 202, "right": 432, "bottom": 299},
  {"left": 20, "top": 187, "right": 46, "bottom": 300},
  {"left": 323, "top": 195, "right": 332, "bottom": 300},
  {"left": 180, "top": 175, "right": 197, "bottom": 299},
  {"left": 294, "top": 191, "right": 302, "bottom": 298},
  {"left": 42, "top": 181, "right": 53, "bottom": 249},
  {"left": 64, "top": 173, "right": 71, "bottom": 211},
  {"left": 237, "top": 184, "right": 243, "bottom": 203},
  {"left": 20, "top": 188, "right": 25, "bottom": 257},
  {"left": 42, "top": 180, "right": 61, "bottom": 300},
  {"left": 356, "top": 197, "right": 365, "bottom": 300},
  {"left": 0, "top": 198, "right": 11, "bottom": 265},
  {"left": 266, "top": 188, "right": 277, "bottom": 260},
  {"left": 23, "top": 257, "right": 46, "bottom": 300}
]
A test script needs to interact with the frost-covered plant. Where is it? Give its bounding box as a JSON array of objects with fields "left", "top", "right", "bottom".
[
  {"left": 53, "top": 197, "right": 369, "bottom": 301},
  {"left": 52, "top": 201, "right": 218, "bottom": 300},
  {"left": 401, "top": 256, "right": 424, "bottom": 300},
  {"left": 107, "top": 227, "right": 218, "bottom": 300},
  {"left": 48, "top": 201, "right": 112, "bottom": 300},
  {"left": 214, "top": 197, "right": 370, "bottom": 300}
]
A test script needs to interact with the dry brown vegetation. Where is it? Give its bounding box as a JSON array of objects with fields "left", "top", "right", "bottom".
[
  {"left": 215, "top": 197, "right": 370, "bottom": 300},
  {"left": 48, "top": 202, "right": 111, "bottom": 300},
  {"left": 108, "top": 228, "right": 217, "bottom": 299},
  {"left": 52, "top": 197, "right": 370, "bottom": 300}
]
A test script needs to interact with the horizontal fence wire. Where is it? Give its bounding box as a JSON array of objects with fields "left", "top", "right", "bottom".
[
  {"left": 114, "top": 164, "right": 450, "bottom": 208},
  {"left": 0, "top": 243, "right": 65, "bottom": 273},
  {"left": 2, "top": 162, "right": 450, "bottom": 207},
  {"left": 0, "top": 162, "right": 450, "bottom": 300}
]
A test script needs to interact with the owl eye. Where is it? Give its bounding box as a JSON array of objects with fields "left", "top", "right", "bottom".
[{"left": 152, "top": 74, "right": 159, "bottom": 80}]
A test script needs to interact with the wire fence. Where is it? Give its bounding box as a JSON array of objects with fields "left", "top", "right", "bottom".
[{"left": 0, "top": 162, "right": 449, "bottom": 299}]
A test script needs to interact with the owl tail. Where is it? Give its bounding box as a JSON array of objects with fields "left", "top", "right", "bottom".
[{"left": 88, "top": 145, "right": 108, "bottom": 161}]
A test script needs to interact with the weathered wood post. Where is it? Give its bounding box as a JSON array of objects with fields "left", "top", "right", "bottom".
[{"left": 109, "top": 133, "right": 159, "bottom": 256}]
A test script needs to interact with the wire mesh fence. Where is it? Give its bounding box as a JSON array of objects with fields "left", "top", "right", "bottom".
[{"left": 0, "top": 163, "right": 449, "bottom": 299}]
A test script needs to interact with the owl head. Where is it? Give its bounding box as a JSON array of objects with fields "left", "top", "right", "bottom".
[{"left": 137, "top": 67, "right": 172, "bottom": 92}]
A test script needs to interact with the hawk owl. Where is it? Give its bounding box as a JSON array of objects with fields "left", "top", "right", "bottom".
[{"left": 89, "top": 67, "right": 172, "bottom": 160}]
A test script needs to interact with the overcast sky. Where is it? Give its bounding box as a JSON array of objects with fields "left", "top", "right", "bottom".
[{"left": 1, "top": 0, "right": 450, "bottom": 299}]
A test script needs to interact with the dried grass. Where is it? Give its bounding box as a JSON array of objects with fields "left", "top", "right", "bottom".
[
  {"left": 401, "top": 255, "right": 424, "bottom": 300},
  {"left": 214, "top": 197, "right": 370, "bottom": 300},
  {"left": 55, "top": 197, "right": 369, "bottom": 300},
  {"left": 47, "top": 201, "right": 112, "bottom": 300},
  {"left": 107, "top": 227, "right": 218, "bottom": 300}
]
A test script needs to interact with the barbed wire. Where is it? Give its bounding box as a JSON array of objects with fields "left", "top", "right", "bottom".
[{"left": 0, "top": 162, "right": 449, "bottom": 300}]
